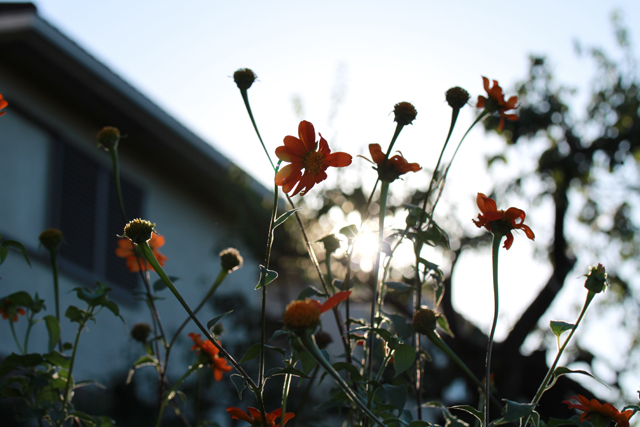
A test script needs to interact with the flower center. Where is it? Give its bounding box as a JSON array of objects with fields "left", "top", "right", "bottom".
[{"left": 302, "top": 151, "right": 325, "bottom": 174}]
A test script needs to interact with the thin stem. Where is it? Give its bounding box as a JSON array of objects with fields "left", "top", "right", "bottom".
[
  {"left": 47, "top": 249, "right": 62, "bottom": 352},
  {"left": 9, "top": 320, "right": 24, "bottom": 354},
  {"left": 383, "top": 123, "right": 404, "bottom": 160},
  {"left": 280, "top": 368, "right": 293, "bottom": 427},
  {"left": 485, "top": 234, "right": 502, "bottom": 427},
  {"left": 109, "top": 148, "right": 128, "bottom": 222},
  {"left": 291, "top": 365, "right": 319, "bottom": 427},
  {"left": 23, "top": 312, "right": 34, "bottom": 354},
  {"left": 61, "top": 311, "right": 92, "bottom": 422},
  {"left": 156, "top": 364, "right": 200, "bottom": 427},
  {"left": 239, "top": 88, "right": 275, "bottom": 171}
]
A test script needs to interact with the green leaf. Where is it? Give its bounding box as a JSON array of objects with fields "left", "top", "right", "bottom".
[
  {"left": 383, "top": 383, "right": 407, "bottom": 413},
  {"left": 207, "top": 310, "right": 233, "bottom": 332},
  {"left": 126, "top": 355, "right": 160, "bottom": 384},
  {"left": 550, "top": 321, "right": 574, "bottom": 338},
  {"left": 452, "top": 405, "right": 483, "bottom": 424},
  {"left": 299, "top": 350, "right": 317, "bottom": 376},
  {"left": 65, "top": 306, "right": 85, "bottom": 323},
  {"left": 436, "top": 314, "right": 454, "bottom": 338},
  {"left": 2, "top": 240, "right": 31, "bottom": 266},
  {"left": 44, "top": 351, "right": 70, "bottom": 369},
  {"left": 265, "top": 366, "right": 310, "bottom": 379},
  {"left": 551, "top": 367, "right": 610, "bottom": 389},
  {"left": 490, "top": 400, "right": 536, "bottom": 426},
  {"left": 339, "top": 224, "right": 359, "bottom": 240},
  {"left": 255, "top": 265, "right": 278, "bottom": 290},
  {"left": 393, "top": 343, "right": 416, "bottom": 377},
  {"left": 331, "top": 362, "right": 362, "bottom": 381},
  {"left": 8, "top": 291, "right": 34, "bottom": 308},
  {"left": 0, "top": 246, "right": 7, "bottom": 265},
  {"left": 389, "top": 314, "right": 413, "bottom": 340},
  {"left": 153, "top": 276, "right": 179, "bottom": 292},
  {"left": 239, "top": 343, "right": 285, "bottom": 364},
  {"left": 0, "top": 353, "right": 44, "bottom": 377},
  {"left": 273, "top": 208, "right": 299, "bottom": 229},
  {"left": 385, "top": 281, "right": 413, "bottom": 292},
  {"left": 230, "top": 374, "right": 246, "bottom": 400},
  {"left": 297, "top": 286, "right": 326, "bottom": 299},
  {"left": 43, "top": 316, "right": 61, "bottom": 353}
]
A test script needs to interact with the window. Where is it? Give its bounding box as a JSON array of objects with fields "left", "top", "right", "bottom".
[{"left": 51, "top": 140, "right": 144, "bottom": 291}]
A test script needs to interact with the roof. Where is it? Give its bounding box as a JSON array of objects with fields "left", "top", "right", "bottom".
[{"left": 0, "top": 3, "right": 273, "bottom": 253}]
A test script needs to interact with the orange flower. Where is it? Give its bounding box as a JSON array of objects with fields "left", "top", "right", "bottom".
[
  {"left": 0, "top": 298, "right": 26, "bottom": 322},
  {"left": 188, "top": 333, "right": 232, "bottom": 381},
  {"left": 115, "top": 233, "right": 167, "bottom": 272},
  {"left": 564, "top": 395, "right": 634, "bottom": 427},
  {"left": 477, "top": 76, "right": 518, "bottom": 131},
  {"left": 226, "top": 407, "right": 294, "bottom": 427},
  {"left": 275, "top": 121, "right": 352, "bottom": 196},
  {"left": 368, "top": 143, "right": 421, "bottom": 182},
  {"left": 472, "top": 193, "right": 534, "bottom": 250},
  {"left": 0, "top": 93, "right": 7, "bottom": 117},
  {"left": 282, "top": 290, "right": 351, "bottom": 331}
]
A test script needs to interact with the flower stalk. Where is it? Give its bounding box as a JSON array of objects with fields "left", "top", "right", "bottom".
[{"left": 485, "top": 232, "right": 503, "bottom": 426}]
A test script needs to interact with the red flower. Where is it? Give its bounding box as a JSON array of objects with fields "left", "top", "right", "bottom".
[
  {"left": 477, "top": 76, "right": 518, "bottom": 131},
  {"left": 275, "top": 121, "right": 352, "bottom": 196},
  {"left": 0, "top": 93, "right": 7, "bottom": 117},
  {"left": 564, "top": 395, "right": 634, "bottom": 427},
  {"left": 115, "top": 233, "right": 167, "bottom": 272},
  {"left": 0, "top": 298, "right": 26, "bottom": 322},
  {"left": 226, "top": 407, "right": 294, "bottom": 427},
  {"left": 472, "top": 193, "right": 534, "bottom": 250},
  {"left": 188, "top": 333, "right": 232, "bottom": 381},
  {"left": 282, "top": 290, "right": 351, "bottom": 331},
  {"left": 368, "top": 143, "right": 421, "bottom": 182}
]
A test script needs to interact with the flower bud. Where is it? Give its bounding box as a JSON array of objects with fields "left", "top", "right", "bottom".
[
  {"left": 131, "top": 323, "right": 151, "bottom": 342},
  {"left": 211, "top": 322, "right": 225, "bottom": 338},
  {"left": 233, "top": 68, "right": 257, "bottom": 90},
  {"left": 96, "top": 126, "right": 121, "bottom": 150},
  {"left": 39, "top": 228, "right": 63, "bottom": 252},
  {"left": 445, "top": 87, "right": 470, "bottom": 110},
  {"left": 393, "top": 102, "right": 417, "bottom": 126},
  {"left": 412, "top": 308, "right": 439, "bottom": 336},
  {"left": 282, "top": 299, "right": 321, "bottom": 332},
  {"left": 123, "top": 219, "right": 156, "bottom": 244},
  {"left": 219, "top": 248, "right": 243, "bottom": 273},
  {"left": 584, "top": 263, "right": 608, "bottom": 294},
  {"left": 318, "top": 234, "right": 341, "bottom": 255},
  {"left": 314, "top": 331, "right": 333, "bottom": 349}
]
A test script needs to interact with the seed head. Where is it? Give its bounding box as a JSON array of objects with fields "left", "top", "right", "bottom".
[
  {"left": 96, "top": 126, "right": 121, "bottom": 150},
  {"left": 219, "top": 248, "right": 243, "bottom": 273},
  {"left": 233, "top": 68, "right": 257, "bottom": 90},
  {"left": 131, "top": 323, "right": 152, "bottom": 342},
  {"left": 584, "top": 263, "right": 608, "bottom": 294},
  {"left": 412, "top": 308, "right": 439, "bottom": 336},
  {"left": 318, "top": 234, "right": 341, "bottom": 254},
  {"left": 123, "top": 219, "right": 156, "bottom": 244},
  {"left": 445, "top": 87, "right": 470, "bottom": 110},
  {"left": 393, "top": 102, "right": 417, "bottom": 126},
  {"left": 39, "top": 228, "right": 63, "bottom": 252}
]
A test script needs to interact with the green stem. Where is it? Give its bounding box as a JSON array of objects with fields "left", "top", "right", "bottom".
[
  {"left": 524, "top": 292, "right": 595, "bottom": 426},
  {"left": 49, "top": 249, "right": 62, "bottom": 352},
  {"left": 240, "top": 88, "right": 275, "bottom": 171},
  {"left": 9, "top": 320, "right": 24, "bottom": 354},
  {"left": 23, "top": 312, "right": 34, "bottom": 354},
  {"left": 291, "top": 365, "right": 319, "bottom": 427},
  {"left": 137, "top": 241, "right": 257, "bottom": 391},
  {"left": 485, "top": 234, "right": 502, "bottom": 427},
  {"left": 383, "top": 123, "right": 404, "bottom": 161},
  {"left": 155, "top": 363, "right": 200, "bottom": 427},
  {"left": 299, "top": 332, "right": 387, "bottom": 427},
  {"left": 280, "top": 368, "right": 293, "bottom": 427},
  {"left": 109, "top": 148, "right": 128, "bottom": 222},
  {"left": 61, "top": 311, "right": 92, "bottom": 422}
]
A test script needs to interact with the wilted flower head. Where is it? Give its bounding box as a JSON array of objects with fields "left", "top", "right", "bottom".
[
  {"left": 219, "top": 248, "right": 243, "bottom": 273},
  {"left": 412, "top": 308, "right": 439, "bottom": 336},
  {"left": 472, "top": 193, "right": 535, "bottom": 250},
  {"left": 584, "top": 263, "right": 608, "bottom": 294},
  {"left": 368, "top": 143, "right": 421, "bottom": 183},
  {"left": 275, "top": 121, "right": 352, "bottom": 196},
  {"left": 122, "top": 218, "right": 156, "bottom": 244},
  {"left": 39, "top": 228, "right": 63, "bottom": 252},
  {"left": 445, "top": 87, "right": 470, "bottom": 110},
  {"left": 96, "top": 126, "right": 121, "bottom": 150},
  {"left": 131, "top": 323, "right": 152, "bottom": 342},
  {"left": 233, "top": 68, "right": 257, "bottom": 90},
  {"left": 393, "top": 102, "right": 417, "bottom": 126}
]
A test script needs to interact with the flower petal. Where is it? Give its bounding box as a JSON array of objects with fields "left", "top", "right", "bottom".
[
  {"left": 325, "top": 151, "right": 353, "bottom": 167},
  {"left": 319, "top": 290, "right": 352, "bottom": 313},
  {"left": 275, "top": 164, "right": 295, "bottom": 185},
  {"left": 503, "top": 232, "right": 514, "bottom": 250},
  {"left": 298, "top": 120, "right": 317, "bottom": 151},
  {"left": 226, "top": 407, "right": 254, "bottom": 423},
  {"left": 476, "top": 193, "right": 498, "bottom": 215},
  {"left": 369, "top": 144, "right": 385, "bottom": 165}
]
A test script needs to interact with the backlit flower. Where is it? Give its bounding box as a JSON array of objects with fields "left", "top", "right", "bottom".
[
  {"left": 0, "top": 298, "right": 26, "bottom": 322},
  {"left": 282, "top": 290, "right": 351, "bottom": 331},
  {"left": 564, "top": 395, "right": 633, "bottom": 427},
  {"left": 368, "top": 143, "right": 421, "bottom": 182},
  {"left": 115, "top": 233, "right": 167, "bottom": 272},
  {"left": 477, "top": 76, "right": 518, "bottom": 131},
  {"left": 226, "top": 407, "right": 294, "bottom": 427},
  {"left": 472, "top": 193, "right": 534, "bottom": 250},
  {"left": 0, "top": 93, "right": 7, "bottom": 117},
  {"left": 188, "top": 333, "right": 232, "bottom": 381},
  {"left": 275, "top": 121, "right": 352, "bottom": 196}
]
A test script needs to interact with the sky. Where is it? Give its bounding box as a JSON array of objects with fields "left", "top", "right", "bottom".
[{"left": 17, "top": 0, "right": 640, "bottom": 406}]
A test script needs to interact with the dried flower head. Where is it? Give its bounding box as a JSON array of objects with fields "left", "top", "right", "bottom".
[
  {"left": 318, "top": 234, "right": 341, "bottom": 254},
  {"left": 445, "top": 87, "right": 470, "bottom": 110},
  {"left": 96, "top": 126, "right": 121, "bottom": 150},
  {"left": 584, "top": 263, "right": 608, "bottom": 294},
  {"left": 314, "top": 331, "right": 333, "bottom": 349},
  {"left": 393, "top": 101, "right": 417, "bottom": 126},
  {"left": 412, "top": 308, "right": 439, "bottom": 336},
  {"left": 131, "top": 323, "right": 152, "bottom": 342},
  {"left": 219, "top": 248, "right": 243, "bottom": 273},
  {"left": 233, "top": 68, "right": 257, "bottom": 90},
  {"left": 123, "top": 219, "right": 156, "bottom": 245},
  {"left": 39, "top": 228, "right": 63, "bottom": 252}
]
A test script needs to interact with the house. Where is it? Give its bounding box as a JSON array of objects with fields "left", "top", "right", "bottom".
[{"left": 0, "top": 3, "right": 286, "bottom": 421}]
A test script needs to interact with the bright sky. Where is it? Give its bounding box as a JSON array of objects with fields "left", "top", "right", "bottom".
[{"left": 22, "top": 0, "right": 640, "bottom": 406}]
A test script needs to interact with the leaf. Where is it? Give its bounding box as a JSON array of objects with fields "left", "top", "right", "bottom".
[
  {"left": 385, "top": 281, "right": 413, "bottom": 292},
  {"left": 299, "top": 350, "right": 317, "bottom": 376},
  {"left": 8, "top": 291, "right": 34, "bottom": 308},
  {"left": 331, "top": 362, "right": 362, "bottom": 381},
  {"left": 0, "top": 353, "right": 44, "bottom": 377},
  {"left": 265, "top": 366, "right": 310, "bottom": 379},
  {"left": 43, "top": 316, "right": 61, "bottom": 353},
  {"left": 393, "top": 343, "right": 416, "bottom": 377},
  {"left": 153, "top": 276, "right": 179, "bottom": 292},
  {"left": 255, "top": 265, "right": 278, "bottom": 290},
  {"left": 126, "top": 355, "right": 160, "bottom": 384},
  {"left": 65, "top": 306, "right": 85, "bottom": 323},
  {"left": 383, "top": 383, "right": 407, "bottom": 413},
  {"left": 297, "top": 286, "right": 326, "bottom": 299},
  {"left": 452, "top": 405, "right": 483, "bottom": 424},
  {"left": 273, "top": 208, "right": 299, "bottom": 229},
  {"left": 339, "top": 224, "right": 359, "bottom": 240},
  {"left": 239, "top": 343, "right": 285, "bottom": 364},
  {"left": 550, "top": 321, "right": 574, "bottom": 338},
  {"left": 551, "top": 367, "right": 610, "bottom": 389},
  {"left": 490, "top": 400, "right": 536, "bottom": 426},
  {"left": 207, "top": 310, "right": 233, "bottom": 332},
  {"left": 389, "top": 314, "right": 413, "bottom": 340},
  {"left": 230, "top": 374, "right": 246, "bottom": 400},
  {"left": 2, "top": 240, "right": 31, "bottom": 266},
  {"left": 0, "top": 246, "right": 7, "bottom": 265},
  {"left": 436, "top": 314, "right": 454, "bottom": 338},
  {"left": 74, "top": 380, "right": 106, "bottom": 390}
]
